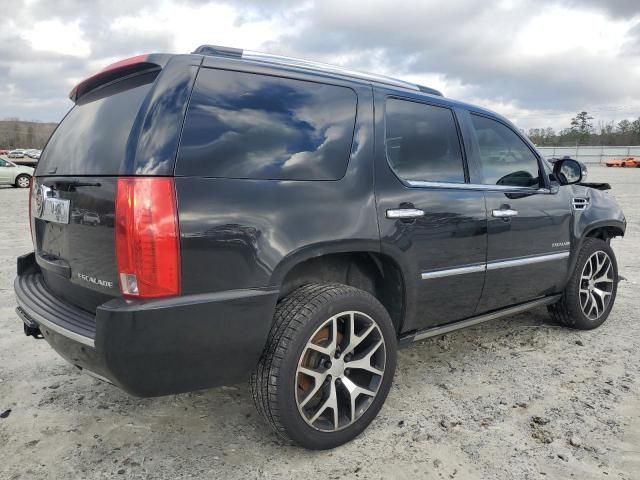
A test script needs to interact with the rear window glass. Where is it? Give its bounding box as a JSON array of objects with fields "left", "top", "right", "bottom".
[
  {"left": 176, "top": 68, "right": 357, "bottom": 180},
  {"left": 37, "top": 73, "right": 154, "bottom": 176}
]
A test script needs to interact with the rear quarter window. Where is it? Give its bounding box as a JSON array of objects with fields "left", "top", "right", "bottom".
[{"left": 176, "top": 68, "right": 357, "bottom": 180}]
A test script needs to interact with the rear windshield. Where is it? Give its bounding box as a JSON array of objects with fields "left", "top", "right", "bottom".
[
  {"left": 37, "top": 73, "right": 155, "bottom": 176},
  {"left": 176, "top": 68, "right": 357, "bottom": 180}
]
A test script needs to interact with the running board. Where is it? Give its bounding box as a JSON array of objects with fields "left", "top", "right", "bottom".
[{"left": 399, "top": 295, "right": 561, "bottom": 346}]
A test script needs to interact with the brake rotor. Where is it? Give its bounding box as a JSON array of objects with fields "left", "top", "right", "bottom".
[{"left": 297, "top": 326, "right": 342, "bottom": 394}]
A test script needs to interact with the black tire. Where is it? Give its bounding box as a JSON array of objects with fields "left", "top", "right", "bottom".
[
  {"left": 250, "top": 283, "right": 397, "bottom": 450},
  {"left": 15, "top": 174, "right": 31, "bottom": 188},
  {"left": 548, "top": 238, "right": 618, "bottom": 330}
]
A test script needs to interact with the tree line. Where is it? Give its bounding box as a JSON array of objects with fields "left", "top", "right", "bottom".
[
  {"left": 527, "top": 112, "right": 640, "bottom": 147},
  {"left": 0, "top": 119, "right": 58, "bottom": 150}
]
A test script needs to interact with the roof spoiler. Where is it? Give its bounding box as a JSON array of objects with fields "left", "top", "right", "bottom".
[
  {"left": 192, "top": 44, "right": 443, "bottom": 96},
  {"left": 69, "top": 54, "right": 162, "bottom": 103}
]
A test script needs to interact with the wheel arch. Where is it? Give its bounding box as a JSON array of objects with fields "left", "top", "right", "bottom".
[{"left": 271, "top": 246, "right": 408, "bottom": 335}]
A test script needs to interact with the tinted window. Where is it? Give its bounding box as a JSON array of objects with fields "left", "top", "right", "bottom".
[
  {"left": 0, "top": 159, "right": 8, "bottom": 167},
  {"left": 37, "top": 73, "right": 155, "bottom": 176},
  {"left": 385, "top": 99, "right": 465, "bottom": 183},
  {"left": 470, "top": 114, "right": 540, "bottom": 187},
  {"left": 176, "top": 69, "right": 357, "bottom": 180}
]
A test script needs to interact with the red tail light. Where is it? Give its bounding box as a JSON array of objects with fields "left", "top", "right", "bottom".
[{"left": 115, "top": 178, "right": 181, "bottom": 299}]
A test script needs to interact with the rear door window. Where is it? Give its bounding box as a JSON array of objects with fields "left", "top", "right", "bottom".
[
  {"left": 385, "top": 98, "right": 465, "bottom": 183},
  {"left": 176, "top": 68, "right": 357, "bottom": 180},
  {"left": 470, "top": 114, "right": 541, "bottom": 188}
]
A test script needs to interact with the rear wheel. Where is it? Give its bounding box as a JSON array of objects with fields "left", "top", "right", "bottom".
[
  {"left": 251, "top": 283, "right": 397, "bottom": 449},
  {"left": 548, "top": 238, "right": 618, "bottom": 330},
  {"left": 15, "top": 174, "right": 31, "bottom": 188}
]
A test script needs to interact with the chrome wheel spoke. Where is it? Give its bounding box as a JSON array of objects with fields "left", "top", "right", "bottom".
[
  {"left": 579, "top": 250, "right": 614, "bottom": 321},
  {"left": 309, "top": 380, "right": 338, "bottom": 429},
  {"left": 346, "top": 339, "right": 384, "bottom": 375},
  {"left": 341, "top": 376, "right": 376, "bottom": 422},
  {"left": 345, "top": 312, "right": 375, "bottom": 354},
  {"left": 295, "top": 310, "right": 386, "bottom": 432}
]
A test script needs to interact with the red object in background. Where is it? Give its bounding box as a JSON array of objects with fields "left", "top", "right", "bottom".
[{"left": 605, "top": 157, "right": 640, "bottom": 168}]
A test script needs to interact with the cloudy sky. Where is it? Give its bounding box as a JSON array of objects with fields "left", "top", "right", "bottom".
[{"left": 1, "top": 0, "right": 639, "bottom": 131}]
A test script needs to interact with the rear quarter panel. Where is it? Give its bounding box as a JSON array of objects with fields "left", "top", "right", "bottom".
[{"left": 175, "top": 83, "right": 378, "bottom": 295}]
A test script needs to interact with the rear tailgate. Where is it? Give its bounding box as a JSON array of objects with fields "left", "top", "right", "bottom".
[{"left": 32, "top": 54, "right": 201, "bottom": 313}]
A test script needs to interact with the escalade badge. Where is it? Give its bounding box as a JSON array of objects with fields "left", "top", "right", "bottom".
[
  {"left": 77, "top": 272, "right": 114, "bottom": 289},
  {"left": 552, "top": 241, "right": 570, "bottom": 248}
]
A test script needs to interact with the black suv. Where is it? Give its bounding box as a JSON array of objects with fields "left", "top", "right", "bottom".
[{"left": 15, "top": 46, "right": 626, "bottom": 449}]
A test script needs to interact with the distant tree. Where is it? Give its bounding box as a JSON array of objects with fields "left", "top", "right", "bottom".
[
  {"left": 617, "top": 119, "right": 631, "bottom": 134},
  {"left": 568, "top": 111, "right": 593, "bottom": 144}
]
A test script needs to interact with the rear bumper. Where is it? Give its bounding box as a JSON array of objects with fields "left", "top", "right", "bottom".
[{"left": 14, "top": 253, "right": 279, "bottom": 397}]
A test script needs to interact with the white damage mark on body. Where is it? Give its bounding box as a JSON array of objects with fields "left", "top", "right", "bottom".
[{"left": 77, "top": 272, "right": 114, "bottom": 289}]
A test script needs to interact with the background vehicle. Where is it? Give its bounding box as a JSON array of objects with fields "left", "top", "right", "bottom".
[
  {"left": 14, "top": 46, "right": 625, "bottom": 450},
  {"left": 0, "top": 158, "right": 33, "bottom": 187},
  {"left": 81, "top": 212, "right": 100, "bottom": 226},
  {"left": 8, "top": 149, "right": 25, "bottom": 158},
  {"left": 605, "top": 157, "right": 640, "bottom": 167},
  {"left": 25, "top": 149, "right": 41, "bottom": 159},
  {"left": 0, "top": 149, "right": 9, "bottom": 155}
]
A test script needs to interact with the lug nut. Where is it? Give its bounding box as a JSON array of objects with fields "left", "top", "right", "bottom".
[{"left": 324, "top": 360, "right": 332, "bottom": 369}]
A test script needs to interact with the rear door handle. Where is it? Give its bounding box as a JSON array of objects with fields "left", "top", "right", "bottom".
[
  {"left": 492, "top": 209, "right": 518, "bottom": 218},
  {"left": 386, "top": 208, "right": 425, "bottom": 219}
]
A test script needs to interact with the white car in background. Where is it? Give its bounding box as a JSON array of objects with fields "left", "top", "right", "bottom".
[
  {"left": 0, "top": 158, "right": 34, "bottom": 188},
  {"left": 8, "top": 149, "right": 26, "bottom": 159}
]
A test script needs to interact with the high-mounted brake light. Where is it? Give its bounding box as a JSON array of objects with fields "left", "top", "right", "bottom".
[
  {"left": 115, "top": 178, "right": 181, "bottom": 299},
  {"left": 69, "top": 54, "right": 153, "bottom": 102}
]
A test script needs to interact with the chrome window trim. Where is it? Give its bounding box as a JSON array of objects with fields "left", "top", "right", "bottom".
[
  {"left": 406, "top": 179, "right": 550, "bottom": 194},
  {"left": 421, "top": 251, "right": 570, "bottom": 280}
]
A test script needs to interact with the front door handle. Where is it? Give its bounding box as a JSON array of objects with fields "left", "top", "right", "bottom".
[
  {"left": 386, "top": 208, "right": 425, "bottom": 219},
  {"left": 492, "top": 208, "right": 518, "bottom": 218}
]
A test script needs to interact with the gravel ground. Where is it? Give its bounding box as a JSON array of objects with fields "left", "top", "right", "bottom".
[{"left": 1, "top": 167, "right": 639, "bottom": 479}]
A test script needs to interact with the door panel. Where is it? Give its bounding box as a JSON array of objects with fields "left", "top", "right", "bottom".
[
  {"left": 478, "top": 189, "right": 572, "bottom": 312},
  {"left": 462, "top": 112, "right": 573, "bottom": 313},
  {"left": 378, "top": 188, "right": 488, "bottom": 331},
  {"left": 374, "top": 92, "right": 487, "bottom": 333}
]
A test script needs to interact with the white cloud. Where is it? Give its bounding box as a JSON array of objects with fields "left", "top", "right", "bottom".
[
  {"left": 1, "top": 0, "right": 639, "bottom": 131},
  {"left": 22, "top": 19, "right": 91, "bottom": 57}
]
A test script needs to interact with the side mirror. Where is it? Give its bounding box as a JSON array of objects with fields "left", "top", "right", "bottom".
[{"left": 553, "top": 158, "right": 586, "bottom": 185}]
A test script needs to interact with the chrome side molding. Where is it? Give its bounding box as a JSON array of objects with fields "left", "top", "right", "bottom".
[
  {"left": 486, "top": 251, "right": 570, "bottom": 270},
  {"left": 421, "top": 264, "right": 485, "bottom": 280},
  {"left": 421, "top": 251, "right": 570, "bottom": 280}
]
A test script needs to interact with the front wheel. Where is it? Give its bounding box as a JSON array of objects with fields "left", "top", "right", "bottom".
[
  {"left": 548, "top": 238, "right": 618, "bottom": 330},
  {"left": 15, "top": 174, "right": 31, "bottom": 188},
  {"left": 251, "top": 283, "right": 397, "bottom": 449}
]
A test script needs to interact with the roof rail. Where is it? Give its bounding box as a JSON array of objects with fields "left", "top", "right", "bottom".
[{"left": 192, "top": 45, "right": 443, "bottom": 96}]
